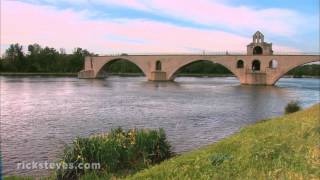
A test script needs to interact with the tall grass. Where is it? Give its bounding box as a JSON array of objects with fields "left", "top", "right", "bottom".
[{"left": 56, "top": 128, "right": 172, "bottom": 180}]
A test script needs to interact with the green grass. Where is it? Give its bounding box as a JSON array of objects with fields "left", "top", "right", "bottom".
[{"left": 126, "top": 104, "right": 320, "bottom": 180}]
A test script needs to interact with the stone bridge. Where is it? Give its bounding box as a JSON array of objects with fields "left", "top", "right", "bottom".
[{"left": 78, "top": 31, "right": 319, "bottom": 85}]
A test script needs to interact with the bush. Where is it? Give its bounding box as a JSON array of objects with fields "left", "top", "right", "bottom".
[
  {"left": 285, "top": 101, "right": 301, "bottom": 114},
  {"left": 56, "top": 128, "right": 173, "bottom": 180}
]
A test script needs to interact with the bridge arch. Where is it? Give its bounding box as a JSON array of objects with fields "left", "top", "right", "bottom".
[
  {"left": 269, "top": 59, "right": 278, "bottom": 69},
  {"left": 237, "top": 60, "right": 244, "bottom": 68},
  {"left": 252, "top": 59, "right": 261, "bottom": 71},
  {"left": 271, "top": 59, "right": 319, "bottom": 85},
  {"left": 95, "top": 58, "right": 147, "bottom": 78},
  {"left": 167, "top": 59, "right": 240, "bottom": 81}
]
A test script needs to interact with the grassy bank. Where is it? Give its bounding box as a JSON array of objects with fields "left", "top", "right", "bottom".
[{"left": 126, "top": 104, "right": 320, "bottom": 180}]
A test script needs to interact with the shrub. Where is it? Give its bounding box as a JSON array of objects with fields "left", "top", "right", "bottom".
[
  {"left": 56, "top": 128, "right": 173, "bottom": 180},
  {"left": 285, "top": 101, "right": 301, "bottom": 114}
]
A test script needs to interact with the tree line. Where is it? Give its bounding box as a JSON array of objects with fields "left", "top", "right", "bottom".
[
  {"left": 104, "top": 60, "right": 231, "bottom": 74},
  {"left": 0, "top": 43, "right": 319, "bottom": 76},
  {"left": 0, "top": 43, "right": 93, "bottom": 72},
  {"left": 287, "top": 64, "right": 320, "bottom": 77}
]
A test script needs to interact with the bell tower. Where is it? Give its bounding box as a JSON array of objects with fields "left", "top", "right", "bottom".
[
  {"left": 253, "top": 31, "right": 264, "bottom": 43},
  {"left": 247, "top": 31, "right": 273, "bottom": 55}
]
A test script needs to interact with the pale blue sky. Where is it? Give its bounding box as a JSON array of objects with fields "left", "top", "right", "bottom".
[{"left": 2, "top": 0, "right": 319, "bottom": 54}]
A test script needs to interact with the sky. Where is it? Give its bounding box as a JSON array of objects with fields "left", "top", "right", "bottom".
[{"left": 1, "top": 0, "right": 319, "bottom": 54}]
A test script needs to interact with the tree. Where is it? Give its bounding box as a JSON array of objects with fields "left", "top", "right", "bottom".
[
  {"left": 28, "top": 43, "right": 42, "bottom": 56},
  {"left": 4, "top": 43, "right": 25, "bottom": 71},
  {"left": 5, "top": 44, "right": 24, "bottom": 61}
]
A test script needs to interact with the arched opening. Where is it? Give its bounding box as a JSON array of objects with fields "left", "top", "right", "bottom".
[
  {"left": 97, "top": 58, "right": 145, "bottom": 78},
  {"left": 237, "top": 60, "right": 244, "bottom": 68},
  {"left": 274, "top": 61, "right": 319, "bottom": 85},
  {"left": 253, "top": 46, "right": 263, "bottom": 55},
  {"left": 269, "top": 59, "right": 278, "bottom": 69},
  {"left": 169, "top": 60, "right": 237, "bottom": 81},
  {"left": 286, "top": 62, "right": 320, "bottom": 78},
  {"left": 252, "top": 60, "right": 261, "bottom": 71},
  {"left": 156, "top": 61, "right": 162, "bottom": 71}
]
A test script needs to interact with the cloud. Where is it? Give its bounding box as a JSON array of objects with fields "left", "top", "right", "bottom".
[
  {"left": 123, "top": 0, "right": 308, "bottom": 36},
  {"left": 1, "top": 1, "right": 300, "bottom": 54},
  {"left": 15, "top": 0, "right": 311, "bottom": 36},
  {"left": 101, "top": 0, "right": 149, "bottom": 11}
]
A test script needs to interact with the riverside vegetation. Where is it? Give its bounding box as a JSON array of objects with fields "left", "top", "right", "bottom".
[
  {"left": 57, "top": 128, "right": 172, "bottom": 180},
  {"left": 1, "top": 43, "right": 319, "bottom": 77}
]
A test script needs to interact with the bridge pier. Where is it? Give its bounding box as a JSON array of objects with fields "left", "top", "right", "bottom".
[
  {"left": 149, "top": 71, "right": 167, "bottom": 81},
  {"left": 78, "top": 70, "right": 95, "bottom": 79},
  {"left": 243, "top": 72, "right": 268, "bottom": 85}
]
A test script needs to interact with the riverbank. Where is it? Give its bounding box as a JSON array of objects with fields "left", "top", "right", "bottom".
[
  {"left": 4, "top": 104, "right": 320, "bottom": 179},
  {"left": 125, "top": 104, "right": 320, "bottom": 180},
  {"left": 0, "top": 72, "right": 78, "bottom": 77}
]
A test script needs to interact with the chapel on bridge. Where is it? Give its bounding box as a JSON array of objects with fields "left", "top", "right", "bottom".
[{"left": 247, "top": 31, "right": 273, "bottom": 55}]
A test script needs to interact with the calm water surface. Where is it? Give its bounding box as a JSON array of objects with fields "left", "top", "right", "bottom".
[{"left": 1, "top": 76, "right": 319, "bottom": 176}]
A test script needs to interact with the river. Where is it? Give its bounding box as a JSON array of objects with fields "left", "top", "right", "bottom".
[{"left": 1, "top": 76, "right": 319, "bottom": 176}]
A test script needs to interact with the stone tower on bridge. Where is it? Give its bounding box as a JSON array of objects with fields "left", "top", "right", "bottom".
[{"left": 247, "top": 31, "right": 273, "bottom": 56}]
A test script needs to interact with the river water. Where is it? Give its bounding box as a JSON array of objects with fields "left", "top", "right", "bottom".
[{"left": 1, "top": 76, "right": 319, "bottom": 176}]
